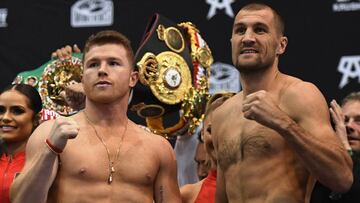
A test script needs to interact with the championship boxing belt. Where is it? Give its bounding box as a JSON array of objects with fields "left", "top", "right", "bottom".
[
  {"left": 128, "top": 13, "right": 212, "bottom": 138},
  {"left": 12, "top": 66, "right": 44, "bottom": 88},
  {"left": 13, "top": 53, "right": 83, "bottom": 118}
]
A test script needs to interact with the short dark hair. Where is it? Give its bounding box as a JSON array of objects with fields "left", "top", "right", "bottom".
[
  {"left": 83, "top": 30, "right": 135, "bottom": 68},
  {"left": 341, "top": 91, "right": 360, "bottom": 106},
  {"left": 241, "top": 2, "right": 285, "bottom": 36},
  {"left": 2, "top": 84, "right": 42, "bottom": 115}
]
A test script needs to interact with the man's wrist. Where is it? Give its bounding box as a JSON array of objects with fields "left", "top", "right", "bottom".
[
  {"left": 44, "top": 139, "right": 63, "bottom": 155},
  {"left": 277, "top": 116, "right": 297, "bottom": 135}
]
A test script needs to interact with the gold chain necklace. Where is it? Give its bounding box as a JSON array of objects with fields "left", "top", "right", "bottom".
[{"left": 83, "top": 111, "right": 128, "bottom": 184}]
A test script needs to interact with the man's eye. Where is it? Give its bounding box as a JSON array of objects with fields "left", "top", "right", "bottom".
[
  {"left": 354, "top": 116, "right": 360, "bottom": 124},
  {"left": 255, "top": 27, "right": 266, "bottom": 33},
  {"left": 234, "top": 27, "right": 246, "bottom": 34},
  {"left": 344, "top": 116, "right": 350, "bottom": 123},
  {"left": 88, "top": 63, "right": 98, "bottom": 68},
  {"left": 109, "top": 61, "right": 120, "bottom": 67}
]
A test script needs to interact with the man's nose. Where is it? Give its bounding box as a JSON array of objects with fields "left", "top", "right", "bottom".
[
  {"left": 346, "top": 119, "right": 356, "bottom": 134},
  {"left": 98, "top": 62, "right": 108, "bottom": 77},
  {"left": 346, "top": 126, "right": 354, "bottom": 135},
  {"left": 242, "top": 30, "right": 256, "bottom": 45}
]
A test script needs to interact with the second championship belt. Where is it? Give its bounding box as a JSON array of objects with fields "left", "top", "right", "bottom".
[
  {"left": 128, "top": 13, "right": 213, "bottom": 138},
  {"left": 13, "top": 53, "right": 83, "bottom": 118}
]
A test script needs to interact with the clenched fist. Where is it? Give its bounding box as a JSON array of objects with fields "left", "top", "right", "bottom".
[
  {"left": 242, "top": 90, "right": 289, "bottom": 131},
  {"left": 47, "top": 117, "right": 80, "bottom": 152}
]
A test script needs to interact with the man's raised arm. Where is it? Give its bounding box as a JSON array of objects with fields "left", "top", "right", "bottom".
[{"left": 11, "top": 117, "right": 79, "bottom": 203}]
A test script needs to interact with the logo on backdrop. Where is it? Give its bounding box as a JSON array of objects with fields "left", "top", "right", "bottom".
[
  {"left": 337, "top": 55, "right": 360, "bottom": 88},
  {"left": 71, "top": 0, "right": 114, "bottom": 28},
  {"left": 332, "top": 0, "right": 360, "bottom": 12},
  {"left": 206, "top": 0, "right": 234, "bottom": 20},
  {"left": 210, "top": 62, "right": 240, "bottom": 94},
  {"left": 0, "top": 8, "right": 8, "bottom": 28}
]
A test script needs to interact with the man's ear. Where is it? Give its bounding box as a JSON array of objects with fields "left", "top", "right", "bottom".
[
  {"left": 129, "top": 71, "right": 139, "bottom": 88},
  {"left": 277, "top": 36, "right": 288, "bottom": 56}
]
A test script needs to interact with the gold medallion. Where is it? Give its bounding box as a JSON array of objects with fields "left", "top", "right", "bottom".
[
  {"left": 137, "top": 51, "right": 191, "bottom": 105},
  {"left": 151, "top": 51, "right": 191, "bottom": 105},
  {"left": 194, "top": 46, "right": 214, "bottom": 68},
  {"left": 157, "top": 24, "right": 185, "bottom": 53}
]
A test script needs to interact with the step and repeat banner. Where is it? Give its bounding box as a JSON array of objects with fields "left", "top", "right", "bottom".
[{"left": 0, "top": 0, "right": 359, "bottom": 102}]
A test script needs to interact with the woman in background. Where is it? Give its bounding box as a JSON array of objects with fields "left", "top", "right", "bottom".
[{"left": 0, "top": 84, "right": 42, "bottom": 203}]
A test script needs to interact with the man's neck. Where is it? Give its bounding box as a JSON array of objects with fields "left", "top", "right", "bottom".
[
  {"left": 240, "top": 66, "right": 281, "bottom": 96},
  {"left": 84, "top": 99, "right": 128, "bottom": 126}
]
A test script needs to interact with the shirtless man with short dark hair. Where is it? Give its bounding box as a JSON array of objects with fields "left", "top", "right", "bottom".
[
  {"left": 212, "top": 3, "right": 353, "bottom": 203},
  {"left": 10, "top": 30, "right": 181, "bottom": 203}
]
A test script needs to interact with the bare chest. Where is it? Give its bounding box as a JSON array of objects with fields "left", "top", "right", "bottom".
[
  {"left": 56, "top": 132, "right": 158, "bottom": 186},
  {"left": 216, "top": 113, "right": 286, "bottom": 170}
]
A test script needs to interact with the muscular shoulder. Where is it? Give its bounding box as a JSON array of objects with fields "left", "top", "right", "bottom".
[
  {"left": 145, "top": 132, "right": 177, "bottom": 170},
  {"left": 280, "top": 79, "right": 329, "bottom": 122},
  {"left": 281, "top": 79, "right": 326, "bottom": 108},
  {"left": 133, "top": 124, "right": 169, "bottom": 145},
  {"left": 25, "top": 119, "right": 56, "bottom": 159},
  {"left": 29, "top": 119, "right": 55, "bottom": 142},
  {"left": 131, "top": 123, "right": 175, "bottom": 157}
]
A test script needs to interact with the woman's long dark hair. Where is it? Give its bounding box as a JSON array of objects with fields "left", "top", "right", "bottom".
[
  {"left": 0, "top": 84, "right": 42, "bottom": 155},
  {"left": 2, "top": 84, "right": 42, "bottom": 114}
]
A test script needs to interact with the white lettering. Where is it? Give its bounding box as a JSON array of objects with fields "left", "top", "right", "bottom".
[
  {"left": 337, "top": 56, "right": 360, "bottom": 88},
  {"left": 333, "top": 2, "right": 360, "bottom": 12},
  {"left": 71, "top": 0, "right": 113, "bottom": 27},
  {"left": 0, "top": 8, "right": 8, "bottom": 28},
  {"left": 206, "top": 0, "right": 234, "bottom": 20}
]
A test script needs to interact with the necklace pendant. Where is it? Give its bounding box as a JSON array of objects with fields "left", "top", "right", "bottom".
[
  {"left": 111, "top": 166, "right": 115, "bottom": 173},
  {"left": 108, "top": 173, "right": 113, "bottom": 184}
]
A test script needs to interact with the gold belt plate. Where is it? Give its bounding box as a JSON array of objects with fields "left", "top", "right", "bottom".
[{"left": 137, "top": 51, "right": 191, "bottom": 105}]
